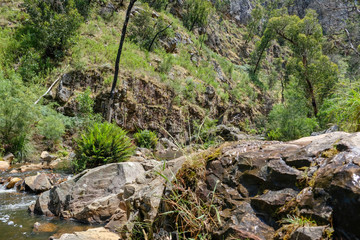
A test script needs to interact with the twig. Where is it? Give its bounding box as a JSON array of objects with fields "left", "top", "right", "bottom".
[
  {"left": 34, "top": 65, "right": 69, "bottom": 105},
  {"left": 344, "top": 28, "right": 360, "bottom": 57}
]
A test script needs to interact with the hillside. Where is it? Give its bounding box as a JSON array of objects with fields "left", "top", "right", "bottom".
[{"left": 0, "top": 0, "right": 360, "bottom": 239}]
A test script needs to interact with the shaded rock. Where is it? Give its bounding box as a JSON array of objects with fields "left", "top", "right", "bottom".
[
  {"left": 24, "top": 173, "right": 52, "bottom": 193},
  {"left": 295, "top": 187, "right": 333, "bottom": 224},
  {"left": 289, "top": 226, "right": 326, "bottom": 240},
  {"left": 265, "top": 159, "right": 302, "bottom": 189},
  {"left": 34, "top": 190, "right": 54, "bottom": 216},
  {"left": 51, "top": 227, "right": 119, "bottom": 240},
  {"left": 313, "top": 150, "right": 360, "bottom": 237},
  {"left": 0, "top": 161, "right": 10, "bottom": 171},
  {"left": 251, "top": 188, "right": 298, "bottom": 214}
]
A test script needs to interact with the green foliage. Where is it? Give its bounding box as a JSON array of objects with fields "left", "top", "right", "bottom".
[
  {"left": 129, "top": 6, "right": 173, "bottom": 51},
  {"left": 158, "top": 54, "right": 174, "bottom": 73},
  {"left": 74, "top": 122, "right": 135, "bottom": 172},
  {"left": 254, "top": 9, "right": 338, "bottom": 117},
  {"left": 192, "top": 117, "right": 220, "bottom": 148},
  {"left": 134, "top": 129, "right": 158, "bottom": 149},
  {"left": 213, "top": 0, "right": 230, "bottom": 12},
  {"left": 77, "top": 87, "right": 94, "bottom": 116},
  {"left": 266, "top": 88, "right": 319, "bottom": 141},
  {"left": 320, "top": 81, "right": 360, "bottom": 132},
  {"left": 16, "top": 0, "right": 83, "bottom": 80},
  {"left": 183, "top": 0, "right": 213, "bottom": 31},
  {"left": 245, "top": 4, "right": 265, "bottom": 43},
  {"left": 37, "top": 114, "right": 65, "bottom": 145},
  {"left": 141, "top": 0, "right": 168, "bottom": 11},
  {"left": 0, "top": 72, "right": 37, "bottom": 159}
]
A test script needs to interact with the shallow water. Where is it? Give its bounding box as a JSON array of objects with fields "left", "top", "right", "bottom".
[{"left": 0, "top": 173, "right": 95, "bottom": 240}]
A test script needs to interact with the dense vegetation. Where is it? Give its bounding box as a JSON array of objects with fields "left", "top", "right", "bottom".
[{"left": 0, "top": 0, "right": 359, "bottom": 164}]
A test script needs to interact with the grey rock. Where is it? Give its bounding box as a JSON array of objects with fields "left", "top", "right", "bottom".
[
  {"left": 290, "top": 226, "right": 326, "bottom": 240},
  {"left": 25, "top": 173, "right": 52, "bottom": 193}
]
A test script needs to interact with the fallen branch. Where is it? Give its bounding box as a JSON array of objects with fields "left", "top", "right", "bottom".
[
  {"left": 34, "top": 65, "right": 69, "bottom": 105},
  {"left": 148, "top": 22, "right": 172, "bottom": 52},
  {"left": 344, "top": 28, "right": 360, "bottom": 57}
]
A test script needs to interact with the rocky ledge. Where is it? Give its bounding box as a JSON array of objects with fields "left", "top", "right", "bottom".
[{"left": 31, "top": 132, "right": 360, "bottom": 239}]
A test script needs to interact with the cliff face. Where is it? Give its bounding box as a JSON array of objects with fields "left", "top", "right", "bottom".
[{"left": 229, "top": 0, "right": 352, "bottom": 33}]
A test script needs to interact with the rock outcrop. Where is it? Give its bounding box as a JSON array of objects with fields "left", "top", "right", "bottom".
[
  {"left": 33, "top": 132, "right": 360, "bottom": 239},
  {"left": 32, "top": 155, "right": 189, "bottom": 238},
  {"left": 198, "top": 132, "right": 360, "bottom": 239}
]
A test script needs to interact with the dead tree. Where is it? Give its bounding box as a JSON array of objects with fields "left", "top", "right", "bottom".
[{"left": 107, "top": 0, "right": 137, "bottom": 122}]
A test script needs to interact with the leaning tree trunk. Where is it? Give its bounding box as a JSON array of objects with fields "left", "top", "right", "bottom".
[
  {"left": 302, "top": 56, "right": 318, "bottom": 117},
  {"left": 107, "top": 0, "right": 137, "bottom": 122}
]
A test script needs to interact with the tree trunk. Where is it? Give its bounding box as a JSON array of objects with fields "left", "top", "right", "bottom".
[
  {"left": 303, "top": 56, "right": 318, "bottom": 116},
  {"left": 107, "top": 0, "right": 137, "bottom": 122}
]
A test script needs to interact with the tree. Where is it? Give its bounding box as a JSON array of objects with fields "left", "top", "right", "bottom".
[
  {"left": 108, "top": 0, "right": 137, "bottom": 121},
  {"left": 183, "top": 0, "right": 213, "bottom": 31},
  {"left": 252, "top": 9, "right": 338, "bottom": 117}
]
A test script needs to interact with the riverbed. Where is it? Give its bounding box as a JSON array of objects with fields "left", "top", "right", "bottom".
[{"left": 0, "top": 171, "right": 95, "bottom": 240}]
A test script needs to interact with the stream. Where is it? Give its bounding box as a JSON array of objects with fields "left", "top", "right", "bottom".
[{"left": 0, "top": 170, "right": 94, "bottom": 240}]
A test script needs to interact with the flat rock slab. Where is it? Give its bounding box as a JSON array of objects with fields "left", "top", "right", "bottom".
[{"left": 52, "top": 227, "right": 120, "bottom": 240}]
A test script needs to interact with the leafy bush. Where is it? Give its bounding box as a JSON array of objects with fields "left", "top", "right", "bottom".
[
  {"left": 77, "top": 87, "right": 94, "bottom": 117},
  {"left": 37, "top": 115, "right": 65, "bottom": 146},
  {"left": 74, "top": 122, "right": 135, "bottom": 172},
  {"left": 129, "top": 5, "right": 173, "bottom": 51},
  {"left": 16, "top": 0, "right": 83, "bottom": 80},
  {"left": 192, "top": 117, "right": 220, "bottom": 148},
  {"left": 266, "top": 89, "right": 319, "bottom": 141},
  {"left": 0, "top": 72, "right": 37, "bottom": 159},
  {"left": 183, "top": 0, "right": 213, "bottom": 31},
  {"left": 141, "top": 0, "right": 168, "bottom": 11},
  {"left": 319, "top": 81, "right": 360, "bottom": 131},
  {"left": 134, "top": 130, "right": 158, "bottom": 149}
]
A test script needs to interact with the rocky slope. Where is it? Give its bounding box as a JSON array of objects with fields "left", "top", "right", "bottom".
[{"left": 31, "top": 131, "right": 360, "bottom": 239}]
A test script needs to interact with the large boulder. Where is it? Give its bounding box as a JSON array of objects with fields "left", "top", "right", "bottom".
[{"left": 24, "top": 173, "right": 52, "bottom": 193}]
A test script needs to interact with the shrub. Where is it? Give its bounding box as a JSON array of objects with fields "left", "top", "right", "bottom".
[
  {"left": 134, "top": 130, "right": 158, "bottom": 149},
  {"left": 266, "top": 89, "right": 319, "bottom": 141},
  {"left": 74, "top": 122, "right": 135, "bottom": 172},
  {"left": 0, "top": 72, "right": 37, "bottom": 159},
  {"left": 319, "top": 81, "right": 360, "bottom": 132},
  {"left": 16, "top": 0, "right": 83, "bottom": 80},
  {"left": 183, "top": 0, "right": 213, "bottom": 31},
  {"left": 129, "top": 6, "right": 173, "bottom": 51},
  {"left": 192, "top": 117, "right": 220, "bottom": 148},
  {"left": 37, "top": 115, "right": 65, "bottom": 146},
  {"left": 141, "top": 0, "right": 168, "bottom": 11},
  {"left": 77, "top": 87, "right": 94, "bottom": 117}
]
